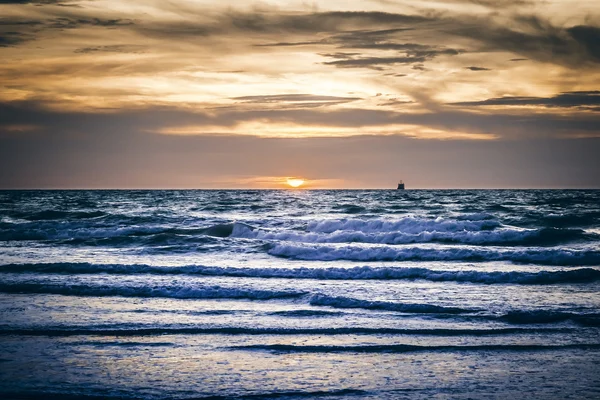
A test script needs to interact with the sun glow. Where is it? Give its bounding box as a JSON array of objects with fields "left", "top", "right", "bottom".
[{"left": 286, "top": 178, "right": 305, "bottom": 188}]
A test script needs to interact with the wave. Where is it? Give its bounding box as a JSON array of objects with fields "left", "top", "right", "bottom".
[
  {"left": 267, "top": 309, "right": 345, "bottom": 317},
  {"left": 198, "top": 222, "right": 255, "bottom": 238},
  {"left": 2, "top": 215, "right": 595, "bottom": 249},
  {"left": 0, "top": 389, "right": 368, "bottom": 400},
  {"left": 499, "top": 310, "right": 600, "bottom": 326},
  {"left": 0, "top": 326, "right": 572, "bottom": 337},
  {"left": 305, "top": 217, "right": 501, "bottom": 234},
  {"left": 0, "top": 224, "right": 169, "bottom": 242},
  {"left": 537, "top": 213, "right": 600, "bottom": 228},
  {"left": 268, "top": 243, "right": 600, "bottom": 265},
  {"left": 0, "top": 263, "right": 600, "bottom": 285},
  {"left": 3, "top": 263, "right": 600, "bottom": 285},
  {"left": 69, "top": 341, "right": 174, "bottom": 347},
  {"left": 13, "top": 210, "right": 106, "bottom": 221},
  {"left": 307, "top": 295, "right": 600, "bottom": 326},
  {"left": 232, "top": 343, "right": 600, "bottom": 354},
  {"left": 233, "top": 223, "right": 591, "bottom": 246},
  {"left": 0, "top": 220, "right": 254, "bottom": 243},
  {"left": 309, "top": 294, "right": 477, "bottom": 314},
  {"left": 332, "top": 203, "right": 367, "bottom": 214},
  {"left": 0, "top": 282, "right": 305, "bottom": 300}
]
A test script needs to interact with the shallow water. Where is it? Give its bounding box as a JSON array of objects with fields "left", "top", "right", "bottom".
[{"left": 1, "top": 190, "right": 599, "bottom": 399}]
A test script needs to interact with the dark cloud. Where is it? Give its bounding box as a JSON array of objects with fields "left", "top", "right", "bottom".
[
  {"left": 342, "top": 42, "right": 462, "bottom": 57},
  {"left": 74, "top": 44, "right": 146, "bottom": 54},
  {"left": 377, "top": 99, "right": 414, "bottom": 106},
  {"left": 0, "top": 16, "right": 136, "bottom": 48},
  {"left": 255, "top": 41, "right": 323, "bottom": 47},
  {"left": 509, "top": 58, "right": 528, "bottom": 61},
  {"left": 138, "top": 11, "right": 429, "bottom": 41},
  {"left": 0, "top": 19, "right": 42, "bottom": 26},
  {"left": 1, "top": 4, "right": 597, "bottom": 73},
  {"left": 120, "top": 11, "right": 600, "bottom": 67},
  {"left": 450, "top": 16, "right": 600, "bottom": 66},
  {"left": 465, "top": 66, "right": 491, "bottom": 71},
  {"left": 227, "top": 94, "right": 362, "bottom": 109},
  {"left": 0, "top": 0, "right": 67, "bottom": 3},
  {"left": 3, "top": 97, "right": 598, "bottom": 142},
  {"left": 321, "top": 28, "right": 461, "bottom": 70},
  {"left": 298, "top": 27, "right": 463, "bottom": 69},
  {"left": 323, "top": 56, "right": 427, "bottom": 69},
  {"left": 326, "top": 27, "right": 416, "bottom": 46},
  {"left": 567, "top": 25, "right": 600, "bottom": 62},
  {"left": 332, "top": 27, "right": 415, "bottom": 39},
  {"left": 272, "top": 27, "right": 463, "bottom": 69},
  {"left": 450, "top": 91, "right": 600, "bottom": 110},
  {"left": 344, "top": 42, "right": 451, "bottom": 51},
  {"left": 327, "top": 28, "right": 461, "bottom": 56},
  {"left": 0, "top": 31, "right": 31, "bottom": 46},
  {"left": 231, "top": 94, "right": 361, "bottom": 104},
  {"left": 314, "top": 11, "right": 430, "bottom": 26},
  {"left": 47, "top": 17, "right": 134, "bottom": 29},
  {"left": 465, "top": 0, "right": 536, "bottom": 7},
  {"left": 318, "top": 52, "right": 361, "bottom": 59}
]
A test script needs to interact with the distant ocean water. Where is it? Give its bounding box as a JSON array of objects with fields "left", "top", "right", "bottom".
[{"left": 1, "top": 189, "right": 599, "bottom": 399}]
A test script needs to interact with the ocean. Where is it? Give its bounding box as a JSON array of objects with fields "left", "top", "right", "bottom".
[{"left": 1, "top": 189, "right": 599, "bottom": 399}]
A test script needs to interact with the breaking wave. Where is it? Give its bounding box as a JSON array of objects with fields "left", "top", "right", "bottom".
[
  {"left": 308, "top": 294, "right": 478, "bottom": 314},
  {"left": 232, "top": 223, "right": 591, "bottom": 246},
  {"left": 267, "top": 243, "right": 600, "bottom": 265},
  {"left": 233, "top": 343, "right": 600, "bottom": 354},
  {"left": 4, "top": 263, "right": 599, "bottom": 284},
  {"left": 307, "top": 295, "right": 600, "bottom": 326},
  {"left": 499, "top": 310, "right": 600, "bottom": 326},
  {"left": 0, "top": 282, "right": 305, "bottom": 300},
  {"left": 0, "top": 326, "right": 572, "bottom": 337}
]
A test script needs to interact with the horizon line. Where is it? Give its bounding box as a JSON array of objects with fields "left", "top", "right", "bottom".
[{"left": 1, "top": 187, "right": 599, "bottom": 191}]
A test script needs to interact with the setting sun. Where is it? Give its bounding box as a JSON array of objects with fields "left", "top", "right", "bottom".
[{"left": 286, "top": 178, "right": 305, "bottom": 188}]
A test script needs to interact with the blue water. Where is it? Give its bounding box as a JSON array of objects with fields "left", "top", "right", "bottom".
[{"left": 1, "top": 190, "right": 599, "bottom": 399}]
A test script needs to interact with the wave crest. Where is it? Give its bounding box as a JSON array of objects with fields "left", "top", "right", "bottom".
[
  {"left": 0, "top": 282, "right": 305, "bottom": 300},
  {"left": 268, "top": 243, "right": 600, "bottom": 265},
  {"left": 3, "top": 263, "right": 599, "bottom": 284}
]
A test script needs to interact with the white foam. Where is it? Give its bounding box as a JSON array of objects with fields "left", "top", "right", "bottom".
[{"left": 267, "top": 243, "right": 600, "bottom": 265}]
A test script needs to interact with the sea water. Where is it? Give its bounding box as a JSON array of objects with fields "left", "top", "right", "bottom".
[{"left": 1, "top": 189, "right": 599, "bottom": 399}]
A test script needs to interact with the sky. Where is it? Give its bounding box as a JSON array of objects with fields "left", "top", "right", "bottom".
[{"left": 0, "top": 0, "right": 599, "bottom": 189}]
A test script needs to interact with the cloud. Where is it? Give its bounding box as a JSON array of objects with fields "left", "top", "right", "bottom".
[
  {"left": 450, "top": 91, "right": 600, "bottom": 110},
  {"left": 0, "top": 31, "right": 31, "bottom": 46},
  {"left": 47, "top": 17, "right": 134, "bottom": 29},
  {"left": 231, "top": 94, "right": 361, "bottom": 104},
  {"left": 323, "top": 56, "right": 427, "bottom": 69},
  {"left": 293, "top": 27, "right": 463, "bottom": 69},
  {"left": 318, "top": 52, "right": 361, "bottom": 59},
  {"left": 450, "top": 16, "right": 600, "bottom": 66},
  {"left": 136, "top": 11, "right": 430, "bottom": 41},
  {"left": 2, "top": 97, "right": 598, "bottom": 142},
  {"left": 227, "top": 94, "right": 362, "bottom": 110},
  {"left": 73, "top": 45, "right": 146, "bottom": 54},
  {"left": 0, "top": 15, "right": 135, "bottom": 50},
  {"left": 377, "top": 99, "right": 414, "bottom": 106},
  {"left": 465, "top": 66, "right": 491, "bottom": 71},
  {"left": 567, "top": 25, "right": 600, "bottom": 62},
  {"left": 346, "top": 42, "right": 461, "bottom": 55},
  {"left": 255, "top": 41, "right": 323, "bottom": 47},
  {"left": 0, "top": 0, "right": 70, "bottom": 4},
  {"left": 0, "top": 19, "right": 42, "bottom": 26},
  {"left": 254, "top": 24, "right": 462, "bottom": 70}
]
